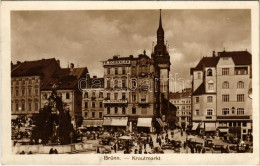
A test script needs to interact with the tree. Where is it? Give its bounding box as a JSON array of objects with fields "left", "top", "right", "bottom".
[{"left": 31, "top": 84, "right": 76, "bottom": 145}]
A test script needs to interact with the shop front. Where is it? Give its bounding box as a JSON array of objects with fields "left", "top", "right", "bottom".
[
  {"left": 205, "top": 123, "right": 216, "bottom": 136},
  {"left": 82, "top": 119, "right": 103, "bottom": 131},
  {"left": 137, "top": 118, "right": 152, "bottom": 133},
  {"left": 103, "top": 117, "right": 128, "bottom": 132}
]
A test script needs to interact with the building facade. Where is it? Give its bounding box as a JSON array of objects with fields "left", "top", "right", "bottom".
[
  {"left": 81, "top": 76, "right": 104, "bottom": 130},
  {"left": 102, "top": 52, "right": 159, "bottom": 132},
  {"left": 11, "top": 58, "right": 61, "bottom": 120},
  {"left": 169, "top": 89, "right": 192, "bottom": 129},
  {"left": 40, "top": 63, "right": 89, "bottom": 127},
  {"left": 190, "top": 51, "right": 252, "bottom": 140}
]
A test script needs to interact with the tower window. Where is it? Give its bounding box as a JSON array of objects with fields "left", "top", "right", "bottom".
[{"left": 207, "top": 69, "right": 212, "bottom": 76}]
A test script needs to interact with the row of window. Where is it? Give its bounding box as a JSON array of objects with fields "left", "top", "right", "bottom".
[
  {"left": 12, "top": 102, "right": 39, "bottom": 112},
  {"left": 195, "top": 94, "right": 245, "bottom": 103},
  {"left": 42, "top": 92, "right": 71, "bottom": 100},
  {"left": 12, "top": 89, "right": 39, "bottom": 97},
  {"left": 177, "top": 111, "right": 191, "bottom": 115},
  {"left": 197, "top": 67, "right": 249, "bottom": 79},
  {"left": 84, "top": 91, "right": 103, "bottom": 98},
  {"left": 107, "top": 107, "right": 127, "bottom": 114},
  {"left": 107, "top": 67, "right": 127, "bottom": 75},
  {"left": 195, "top": 108, "right": 245, "bottom": 116},
  {"left": 176, "top": 105, "right": 191, "bottom": 110},
  {"left": 106, "top": 79, "right": 127, "bottom": 89},
  {"left": 219, "top": 121, "right": 247, "bottom": 127},
  {"left": 222, "top": 81, "right": 245, "bottom": 89},
  {"left": 173, "top": 100, "right": 191, "bottom": 104},
  {"left": 222, "top": 108, "right": 245, "bottom": 115},
  {"left": 84, "top": 112, "right": 103, "bottom": 118},
  {"left": 84, "top": 101, "right": 103, "bottom": 108},
  {"left": 12, "top": 78, "right": 39, "bottom": 85}
]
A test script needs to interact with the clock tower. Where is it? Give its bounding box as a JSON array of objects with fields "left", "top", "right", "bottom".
[{"left": 152, "top": 9, "right": 171, "bottom": 100}]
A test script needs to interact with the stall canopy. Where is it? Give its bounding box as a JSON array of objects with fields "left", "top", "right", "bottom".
[
  {"left": 111, "top": 118, "right": 128, "bottom": 126},
  {"left": 205, "top": 123, "right": 216, "bottom": 131},
  {"left": 191, "top": 123, "right": 199, "bottom": 130},
  {"left": 137, "top": 118, "right": 152, "bottom": 128},
  {"left": 219, "top": 128, "right": 229, "bottom": 133},
  {"left": 156, "top": 118, "right": 164, "bottom": 127},
  {"left": 82, "top": 120, "right": 103, "bottom": 127}
]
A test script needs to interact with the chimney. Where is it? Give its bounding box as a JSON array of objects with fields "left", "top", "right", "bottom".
[
  {"left": 70, "top": 63, "right": 74, "bottom": 71},
  {"left": 212, "top": 51, "right": 216, "bottom": 57}
]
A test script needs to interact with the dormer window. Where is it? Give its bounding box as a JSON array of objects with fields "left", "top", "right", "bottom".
[{"left": 207, "top": 69, "right": 212, "bottom": 76}]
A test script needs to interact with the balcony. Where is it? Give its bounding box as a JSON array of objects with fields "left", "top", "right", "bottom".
[{"left": 103, "top": 99, "right": 128, "bottom": 104}]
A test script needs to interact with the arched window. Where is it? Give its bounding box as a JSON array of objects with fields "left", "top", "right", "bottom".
[
  {"left": 222, "top": 81, "right": 229, "bottom": 89},
  {"left": 237, "top": 81, "right": 244, "bottom": 89},
  {"left": 207, "top": 69, "right": 213, "bottom": 76}
]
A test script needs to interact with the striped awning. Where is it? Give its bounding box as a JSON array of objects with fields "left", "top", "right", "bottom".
[
  {"left": 205, "top": 123, "right": 216, "bottom": 131},
  {"left": 137, "top": 118, "right": 152, "bottom": 128},
  {"left": 192, "top": 123, "right": 199, "bottom": 131},
  {"left": 219, "top": 128, "right": 229, "bottom": 133},
  {"left": 156, "top": 118, "right": 164, "bottom": 127},
  {"left": 82, "top": 120, "right": 103, "bottom": 127}
]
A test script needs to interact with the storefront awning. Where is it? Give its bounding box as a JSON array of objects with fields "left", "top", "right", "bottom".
[
  {"left": 11, "top": 115, "right": 18, "bottom": 120},
  {"left": 192, "top": 123, "right": 199, "bottom": 130},
  {"left": 111, "top": 118, "right": 127, "bottom": 126},
  {"left": 137, "top": 118, "right": 152, "bottom": 128},
  {"left": 156, "top": 118, "right": 164, "bottom": 127},
  {"left": 82, "top": 120, "right": 103, "bottom": 127},
  {"left": 205, "top": 123, "right": 216, "bottom": 131},
  {"left": 103, "top": 119, "right": 112, "bottom": 126},
  {"left": 219, "top": 128, "right": 229, "bottom": 133}
]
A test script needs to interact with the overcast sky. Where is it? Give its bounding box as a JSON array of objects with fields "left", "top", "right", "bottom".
[{"left": 11, "top": 10, "right": 251, "bottom": 91}]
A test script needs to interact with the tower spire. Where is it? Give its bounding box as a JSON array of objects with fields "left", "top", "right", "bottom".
[{"left": 159, "top": 9, "right": 162, "bottom": 29}]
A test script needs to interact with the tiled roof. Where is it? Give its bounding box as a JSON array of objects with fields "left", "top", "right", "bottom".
[
  {"left": 169, "top": 89, "right": 192, "bottom": 99},
  {"left": 218, "top": 51, "right": 252, "bottom": 65},
  {"left": 11, "top": 58, "right": 60, "bottom": 77},
  {"left": 191, "top": 51, "right": 252, "bottom": 73},
  {"left": 41, "top": 67, "right": 88, "bottom": 90}
]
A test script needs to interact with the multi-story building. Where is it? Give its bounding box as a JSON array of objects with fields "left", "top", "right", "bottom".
[
  {"left": 169, "top": 88, "right": 191, "bottom": 129},
  {"left": 11, "top": 58, "right": 61, "bottom": 121},
  {"left": 102, "top": 52, "right": 160, "bottom": 133},
  {"left": 190, "top": 51, "right": 252, "bottom": 140},
  {"left": 99, "top": 10, "right": 175, "bottom": 133},
  {"left": 40, "top": 63, "right": 89, "bottom": 127},
  {"left": 81, "top": 76, "right": 104, "bottom": 130}
]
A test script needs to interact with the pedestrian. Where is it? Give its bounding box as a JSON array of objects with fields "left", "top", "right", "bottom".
[
  {"left": 139, "top": 148, "right": 142, "bottom": 154},
  {"left": 97, "top": 147, "right": 100, "bottom": 154},
  {"left": 158, "top": 138, "right": 162, "bottom": 147},
  {"left": 49, "top": 148, "right": 54, "bottom": 154},
  {"left": 144, "top": 150, "right": 147, "bottom": 154},
  {"left": 134, "top": 149, "right": 138, "bottom": 154},
  {"left": 54, "top": 149, "right": 58, "bottom": 154},
  {"left": 114, "top": 144, "right": 117, "bottom": 153},
  {"left": 202, "top": 148, "right": 206, "bottom": 153},
  {"left": 181, "top": 129, "right": 183, "bottom": 137},
  {"left": 195, "top": 145, "right": 198, "bottom": 153}
]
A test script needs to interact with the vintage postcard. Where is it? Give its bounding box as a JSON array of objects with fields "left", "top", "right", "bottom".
[{"left": 1, "top": 1, "right": 259, "bottom": 165}]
